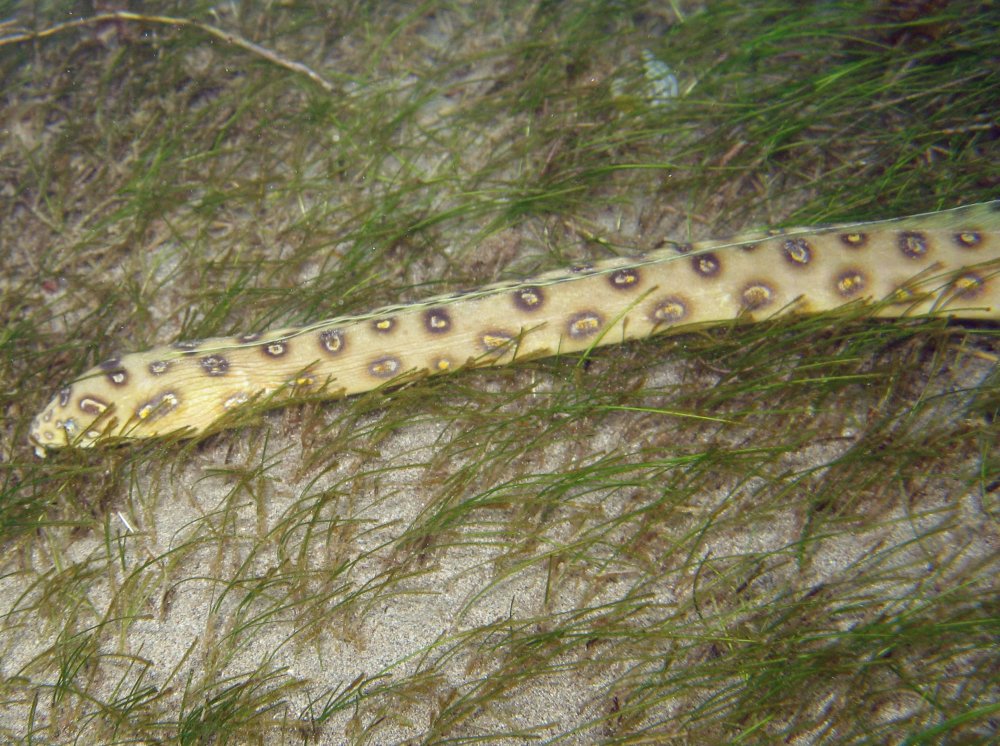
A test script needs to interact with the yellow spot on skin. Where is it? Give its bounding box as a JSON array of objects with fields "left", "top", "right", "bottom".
[{"left": 434, "top": 358, "right": 452, "bottom": 372}]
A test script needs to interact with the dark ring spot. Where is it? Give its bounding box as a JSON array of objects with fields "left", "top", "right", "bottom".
[
  {"left": 173, "top": 340, "right": 201, "bottom": 356},
  {"left": 691, "top": 252, "right": 722, "bottom": 278},
  {"left": 372, "top": 317, "right": 396, "bottom": 333},
  {"left": 200, "top": 354, "right": 230, "bottom": 376},
  {"left": 570, "top": 263, "right": 595, "bottom": 274},
  {"left": 480, "top": 330, "right": 515, "bottom": 352},
  {"left": 888, "top": 286, "right": 916, "bottom": 305},
  {"left": 223, "top": 392, "right": 250, "bottom": 410},
  {"left": 99, "top": 358, "right": 128, "bottom": 386},
  {"left": 262, "top": 340, "right": 289, "bottom": 358},
  {"left": 136, "top": 391, "right": 180, "bottom": 421},
  {"left": 782, "top": 238, "right": 813, "bottom": 266},
  {"left": 368, "top": 356, "right": 401, "bottom": 378},
  {"left": 898, "top": 231, "right": 929, "bottom": 259},
  {"left": 318, "top": 329, "right": 346, "bottom": 356},
  {"left": 952, "top": 272, "right": 985, "bottom": 298},
  {"left": 149, "top": 360, "right": 171, "bottom": 376},
  {"left": 222, "top": 391, "right": 250, "bottom": 409},
  {"left": 953, "top": 231, "right": 982, "bottom": 249},
  {"left": 513, "top": 286, "right": 545, "bottom": 312},
  {"left": 609, "top": 269, "right": 641, "bottom": 290},
  {"left": 835, "top": 269, "right": 867, "bottom": 298},
  {"left": 79, "top": 396, "right": 109, "bottom": 415},
  {"left": 649, "top": 296, "right": 688, "bottom": 324},
  {"left": 58, "top": 387, "right": 72, "bottom": 407},
  {"left": 741, "top": 282, "right": 775, "bottom": 310},
  {"left": 838, "top": 232, "right": 868, "bottom": 248},
  {"left": 238, "top": 332, "right": 262, "bottom": 343},
  {"left": 424, "top": 308, "right": 452, "bottom": 334},
  {"left": 567, "top": 311, "right": 604, "bottom": 339}
]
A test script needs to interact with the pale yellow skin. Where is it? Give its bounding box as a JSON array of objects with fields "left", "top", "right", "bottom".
[{"left": 29, "top": 201, "right": 1000, "bottom": 456}]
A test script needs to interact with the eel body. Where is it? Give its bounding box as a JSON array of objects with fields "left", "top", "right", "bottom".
[{"left": 29, "top": 201, "right": 1000, "bottom": 456}]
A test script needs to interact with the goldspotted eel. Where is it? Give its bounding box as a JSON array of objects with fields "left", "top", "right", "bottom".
[{"left": 29, "top": 201, "right": 1000, "bottom": 456}]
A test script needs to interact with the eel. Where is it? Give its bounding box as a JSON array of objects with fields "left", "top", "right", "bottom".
[{"left": 29, "top": 201, "right": 1000, "bottom": 456}]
